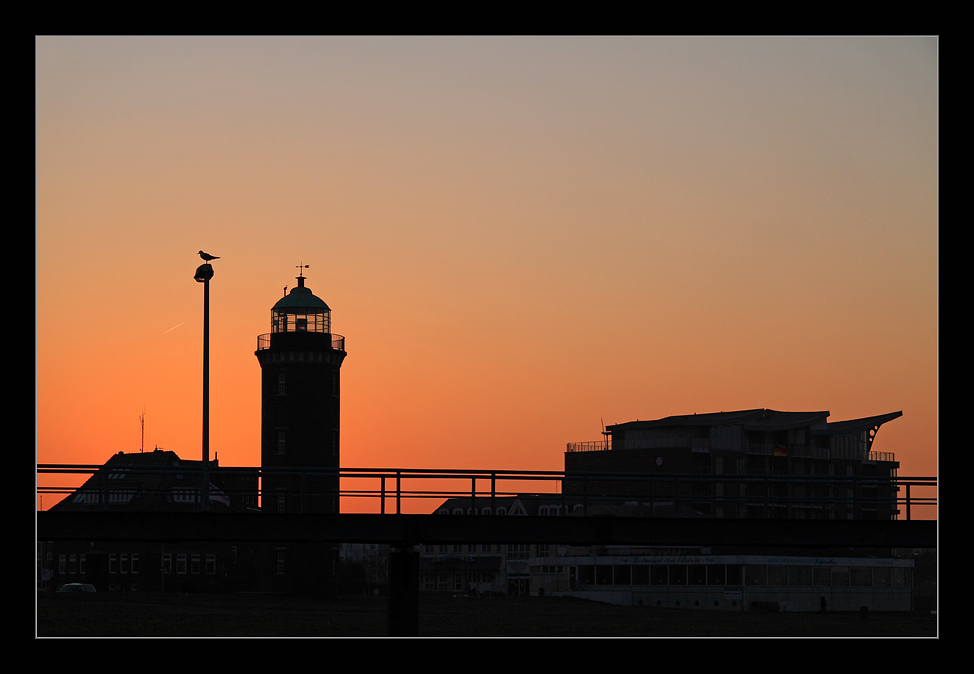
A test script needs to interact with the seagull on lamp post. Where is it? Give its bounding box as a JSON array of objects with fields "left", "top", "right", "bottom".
[{"left": 199, "top": 251, "right": 220, "bottom": 262}]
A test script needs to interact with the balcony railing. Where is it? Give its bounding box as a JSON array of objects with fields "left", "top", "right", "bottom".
[
  {"left": 257, "top": 333, "right": 345, "bottom": 351},
  {"left": 569, "top": 438, "right": 896, "bottom": 464},
  {"left": 566, "top": 441, "right": 609, "bottom": 453},
  {"left": 36, "top": 464, "right": 937, "bottom": 520}
]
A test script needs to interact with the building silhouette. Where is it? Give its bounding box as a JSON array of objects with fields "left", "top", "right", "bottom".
[
  {"left": 565, "top": 409, "right": 902, "bottom": 520},
  {"left": 42, "top": 449, "right": 259, "bottom": 593},
  {"left": 256, "top": 270, "right": 346, "bottom": 515},
  {"left": 254, "top": 270, "right": 347, "bottom": 593},
  {"left": 419, "top": 409, "right": 914, "bottom": 610}
]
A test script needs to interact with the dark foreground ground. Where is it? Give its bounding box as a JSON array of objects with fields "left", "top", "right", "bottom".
[{"left": 38, "top": 592, "right": 937, "bottom": 637}]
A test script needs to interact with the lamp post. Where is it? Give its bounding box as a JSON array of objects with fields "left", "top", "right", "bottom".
[{"left": 194, "top": 261, "right": 215, "bottom": 512}]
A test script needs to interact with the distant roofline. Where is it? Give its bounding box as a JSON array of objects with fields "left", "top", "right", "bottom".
[
  {"left": 606, "top": 409, "right": 902, "bottom": 434},
  {"left": 103, "top": 449, "right": 220, "bottom": 468}
]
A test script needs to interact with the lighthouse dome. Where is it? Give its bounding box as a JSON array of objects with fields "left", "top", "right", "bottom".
[
  {"left": 272, "top": 278, "right": 331, "bottom": 312},
  {"left": 270, "top": 275, "right": 331, "bottom": 334}
]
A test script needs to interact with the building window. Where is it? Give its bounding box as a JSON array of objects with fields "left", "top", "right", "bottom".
[
  {"left": 535, "top": 565, "right": 564, "bottom": 575},
  {"left": 176, "top": 554, "right": 187, "bottom": 574},
  {"left": 707, "top": 565, "right": 726, "bottom": 586},
  {"left": 788, "top": 566, "right": 811, "bottom": 586},
  {"left": 120, "top": 554, "right": 129, "bottom": 574},
  {"left": 651, "top": 565, "right": 668, "bottom": 585},
  {"left": 668, "top": 565, "right": 688, "bottom": 586},
  {"left": 69, "top": 554, "right": 77, "bottom": 574},
  {"left": 277, "top": 430, "right": 286, "bottom": 455},
  {"left": 131, "top": 554, "right": 139, "bottom": 574},
  {"left": 80, "top": 554, "right": 87, "bottom": 575},
  {"left": 191, "top": 554, "right": 201, "bottom": 574},
  {"left": 162, "top": 554, "right": 172, "bottom": 574},
  {"left": 277, "top": 493, "right": 287, "bottom": 513},
  {"left": 726, "top": 565, "right": 743, "bottom": 586},
  {"left": 206, "top": 555, "right": 216, "bottom": 575},
  {"left": 277, "top": 550, "right": 286, "bottom": 575},
  {"left": 537, "top": 544, "right": 550, "bottom": 558},
  {"left": 767, "top": 566, "right": 787, "bottom": 586},
  {"left": 873, "top": 568, "right": 892, "bottom": 587},
  {"left": 688, "top": 565, "right": 707, "bottom": 586},
  {"left": 109, "top": 554, "right": 117, "bottom": 574},
  {"left": 277, "top": 371, "right": 286, "bottom": 396},
  {"left": 506, "top": 544, "right": 530, "bottom": 560}
]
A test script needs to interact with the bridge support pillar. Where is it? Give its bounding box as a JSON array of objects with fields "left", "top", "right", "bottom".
[{"left": 388, "top": 546, "right": 419, "bottom": 636}]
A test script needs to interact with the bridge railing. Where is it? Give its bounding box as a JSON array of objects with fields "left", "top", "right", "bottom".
[{"left": 36, "top": 464, "right": 937, "bottom": 520}]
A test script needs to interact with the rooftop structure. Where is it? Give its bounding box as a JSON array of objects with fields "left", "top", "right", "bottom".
[
  {"left": 49, "top": 449, "right": 256, "bottom": 513},
  {"left": 565, "top": 409, "right": 903, "bottom": 520}
]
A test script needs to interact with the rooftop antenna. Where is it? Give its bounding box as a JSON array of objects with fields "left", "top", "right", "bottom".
[{"left": 140, "top": 409, "right": 145, "bottom": 453}]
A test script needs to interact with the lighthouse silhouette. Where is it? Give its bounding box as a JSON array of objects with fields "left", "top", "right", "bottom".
[{"left": 256, "top": 268, "right": 346, "bottom": 515}]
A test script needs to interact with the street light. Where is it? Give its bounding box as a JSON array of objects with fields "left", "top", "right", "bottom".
[{"left": 194, "top": 260, "right": 215, "bottom": 511}]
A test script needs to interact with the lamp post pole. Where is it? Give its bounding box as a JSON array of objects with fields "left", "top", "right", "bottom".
[
  {"left": 202, "top": 273, "right": 209, "bottom": 512},
  {"left": 194, "top": 261, "right": 215, "bottom": 512}
]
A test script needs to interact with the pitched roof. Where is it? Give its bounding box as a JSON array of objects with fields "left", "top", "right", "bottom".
[{"left": 50, "top": 450, "right": 253, "bottom": 513}]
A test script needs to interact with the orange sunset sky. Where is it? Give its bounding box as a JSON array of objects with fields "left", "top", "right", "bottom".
[{"left": 36, "top": 37, "right": 937, "bottom": 511}]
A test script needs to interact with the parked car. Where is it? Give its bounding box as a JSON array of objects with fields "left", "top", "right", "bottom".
[{"left": 57, "top": 583, "right": 96, "bottom": 593}]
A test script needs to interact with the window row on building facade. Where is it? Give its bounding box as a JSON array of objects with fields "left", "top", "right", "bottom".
[
  {"left": 54, "top": 551, "right": 221, "bottom": 577},
  {"left": 573, "top": 563, "right": 912, "bottom": 588}
]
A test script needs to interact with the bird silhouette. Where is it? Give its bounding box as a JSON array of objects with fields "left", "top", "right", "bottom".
[{"left": 199, "top": 251, "right": 220, "bottom": 262}]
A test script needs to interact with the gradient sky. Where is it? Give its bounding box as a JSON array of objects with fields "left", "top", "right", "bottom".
[{"left": 36, "top": 37, "right": 937, "bottom": 512}]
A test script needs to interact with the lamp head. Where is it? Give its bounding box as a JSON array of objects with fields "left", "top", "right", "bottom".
[{"left": 194, "top": 264, "right": 214, "bottom": 282}]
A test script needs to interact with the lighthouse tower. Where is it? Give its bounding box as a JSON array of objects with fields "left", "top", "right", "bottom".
[{"left": 255, "top": 269, "right": 346, "bottom": 514}]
